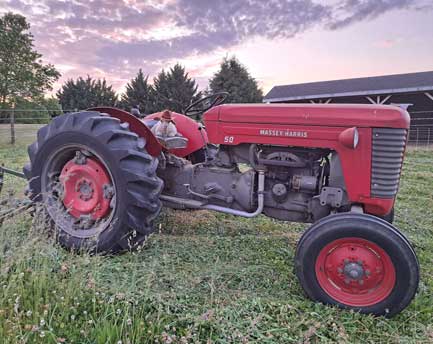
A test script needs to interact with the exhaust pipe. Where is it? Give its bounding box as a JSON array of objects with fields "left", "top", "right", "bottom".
[{"left": 160, "top": 170, "right": 265, "bottom": 218}]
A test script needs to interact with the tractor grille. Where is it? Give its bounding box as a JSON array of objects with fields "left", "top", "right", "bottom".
[{"left": 371, "top": 128, "right": 407, "bottom": 198}]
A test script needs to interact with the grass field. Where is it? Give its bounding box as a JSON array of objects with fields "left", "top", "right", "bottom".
[
  {"left": 0, "top": 124, "right": 46, "bottom": 146},
  {"left": 0, "top": 140, "right": 432, "bottom": 343}
]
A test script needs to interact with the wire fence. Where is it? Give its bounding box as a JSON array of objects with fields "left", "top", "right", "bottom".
[
  {"left": 0, "top": 108, "right": 432, "bottom": 147},
  {"left": 0, "top": 109, "right": 74, "bottom": 145},
  {"left": 408, "top": 110, "right": 433, "bottom": 148}
]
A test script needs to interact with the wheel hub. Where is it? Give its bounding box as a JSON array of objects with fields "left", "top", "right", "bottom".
[
  {"left": 343, "top": 262, "right": 364, "bottom": 280},
  {"left": 76, "top": 179, "right": 94, "bottom": 201},
  {"left": 315, "top": 237, "right": 396, "bottom": 307},
  {"left": 59, "top": 155, "right": 113, "bottom": 220}
]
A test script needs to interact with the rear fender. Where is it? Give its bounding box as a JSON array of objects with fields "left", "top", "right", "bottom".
[{"left": 87, "top": 107, "right": 162, "bottom": 157}]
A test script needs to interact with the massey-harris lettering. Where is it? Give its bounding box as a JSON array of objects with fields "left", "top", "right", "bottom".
[{"left": 259, "top": 129, "right": 308, "bottom": 138}]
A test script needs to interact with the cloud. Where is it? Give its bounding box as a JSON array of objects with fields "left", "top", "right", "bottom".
[
  {"left": 328, "top": 0, "right": 416, "bottom": 30},
  {"left": 92, "top": 0, "right": 332, "bottom": 72},
  {"left": 0, "top": 0, "right": 428, "bottom": 93},
  {"left": 172, "top": 0, "right": 330, "bottom": 42}
]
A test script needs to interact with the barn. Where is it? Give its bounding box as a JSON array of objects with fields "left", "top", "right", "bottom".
[{"left": 264, "top": 71, "right": 433, "bottom": 145}]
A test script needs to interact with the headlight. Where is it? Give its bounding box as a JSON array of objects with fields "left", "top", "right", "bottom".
[{"left": 338, "top": 127, "right": 359, "bottom": 149}]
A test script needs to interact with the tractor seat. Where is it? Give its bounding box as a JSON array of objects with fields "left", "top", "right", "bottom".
[{"left": 156, "top": 135, "right": 189, "bottom": 150}]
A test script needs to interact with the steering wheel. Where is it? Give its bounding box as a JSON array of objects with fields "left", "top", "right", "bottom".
[{"left": 184, "top": 92, "right": 229, "bottom": 117}]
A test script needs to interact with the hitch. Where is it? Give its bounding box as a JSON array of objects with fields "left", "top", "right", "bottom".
[{"left": 0, "top": 165, "right": 26, "bottom": 194}]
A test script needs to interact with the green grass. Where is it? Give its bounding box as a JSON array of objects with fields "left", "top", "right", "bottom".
[
  {"left": 0, "top": 142, "right": 432, "bottom": 343},
  {"left": 0, "top": 124, "right": 46, "bottom": 146}
]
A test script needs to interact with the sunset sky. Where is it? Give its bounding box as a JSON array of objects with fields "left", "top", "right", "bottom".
[{"left": 2, "top": 0, "right": 433, "bottom": 95}]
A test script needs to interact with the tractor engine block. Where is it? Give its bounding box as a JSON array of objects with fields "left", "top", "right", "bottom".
[
  {"left": 258, "top": 147, "right": 328, "bottom": 222},
  {"left": 158, "top": 154, "right": 256, "bottom": 212},
  {"left": 158, "top": 144, "right": 339, "bottom": 223}
]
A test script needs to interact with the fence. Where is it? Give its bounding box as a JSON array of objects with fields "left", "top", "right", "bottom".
[
  {"left": 0, "top": 109, "right": 73, "bottom": 145},
  {"left": 408, "top": 110, "right": 433, "bottom": 148},
  {"left": 0, "top": 108, "right": 432, "bottom": 146}
]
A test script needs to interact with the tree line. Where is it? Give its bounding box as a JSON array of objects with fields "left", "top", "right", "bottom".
[
  {"left": 1, "top": 12, "right": 263, "bottom": 122},
  {"left": 57, "top": 57, "right": 263, "bottom": 114}
]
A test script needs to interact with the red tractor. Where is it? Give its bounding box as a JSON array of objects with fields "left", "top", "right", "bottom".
[{"left": 22, "top": 93, "right": 418, "bottom": 317}]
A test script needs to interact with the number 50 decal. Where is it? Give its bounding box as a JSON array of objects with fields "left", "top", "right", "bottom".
[{"left": 224, "top": 136, "right": 234, "bottom": 143}]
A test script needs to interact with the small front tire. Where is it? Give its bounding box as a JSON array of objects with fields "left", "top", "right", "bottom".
[{"left": 295, "top": 213, "right": 419, "bottom": 317}]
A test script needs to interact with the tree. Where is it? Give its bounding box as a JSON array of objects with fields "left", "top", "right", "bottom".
[
  {"left": 119, "top": 69, "right": 155, "bottom": 114},
  {"left": 0, "top": 13, "right": 60, "bottom": 109},
  {"left": 209, "top": 57, "right": 263, "bottom": 103},
  {"left": 40, "top": 97, "right": 63, "bottom": 118},
  {"left": 153, "top": 64, "right": 200, "bottom": 113},
  {"left": 13, "top": 97, "right": 62, "bottom": 124},
  {"left": 56, "top": 76, "right": 118, "bottom": 111}
]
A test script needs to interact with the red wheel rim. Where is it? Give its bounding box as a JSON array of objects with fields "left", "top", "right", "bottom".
[
  {"left": 59, "top": 157, "right": 112, "bottom": 220},
  {"left": 315, "top": 237, "right": 396, "bottom": 307}
]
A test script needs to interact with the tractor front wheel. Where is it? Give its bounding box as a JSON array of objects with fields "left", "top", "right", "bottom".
[
  {"left": 295, "top": 213, "right": 419, "bottom": 317},
  {"left": 24, "top": 111, "right": 163, "bottom": 253}
]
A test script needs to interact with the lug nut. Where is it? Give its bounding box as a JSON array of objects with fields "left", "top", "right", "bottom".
[
  {"left": 77, "top": 215, "right": 93, "bottom": 229},
  {"left": 74, "top": 151, "right": 87, "bottom": 165},
  {"left": 103, "top": 184, "right": 115, "bottom": 199}
]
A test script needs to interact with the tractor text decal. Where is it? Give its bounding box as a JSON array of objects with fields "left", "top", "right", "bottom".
[{"left": 259, "top": 129, "right": 308, "bottom": 138}]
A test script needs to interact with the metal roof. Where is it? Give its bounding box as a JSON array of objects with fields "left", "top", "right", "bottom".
[{"left": 264, "top": 70, "right": 433, "bottom": 102}]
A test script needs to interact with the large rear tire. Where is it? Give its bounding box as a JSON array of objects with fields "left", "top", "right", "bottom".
[
  {"left": 295, "top": 213, "right": 419, "bottom": 317},
  {"left": 24, "top": 111, "right": 163, "bottom": 253}
]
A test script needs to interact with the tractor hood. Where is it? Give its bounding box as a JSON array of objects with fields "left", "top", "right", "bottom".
[{"left": 204, "top": 103, "right": 410, "bottom": 129}]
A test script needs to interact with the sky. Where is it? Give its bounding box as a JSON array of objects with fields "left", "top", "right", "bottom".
[{"left": 1, "top": 0, "right": 433, "bottom": 96}]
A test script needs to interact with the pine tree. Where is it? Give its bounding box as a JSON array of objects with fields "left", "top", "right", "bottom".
[
  {"left": 153, "top": 64, "right": 200, "bottom": 113},
  {"left": 56, "top": 76, "right": 117, "bottom": 111},
  {"left": 119, "top": 69, "right": 155, "bottom": 114},
  {"left": 209, "top": 57, "right": 263, "bottom": 103}
]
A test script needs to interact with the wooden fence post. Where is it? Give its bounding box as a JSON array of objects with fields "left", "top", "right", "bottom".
[{"left": 10, "top": 107, "right": 15, "bottom": 145}]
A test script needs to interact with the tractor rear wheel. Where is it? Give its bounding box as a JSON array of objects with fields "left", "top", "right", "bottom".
[
  {"left": 24, "top": 111, "right": 163, "bottom": 253},
  {"left": 295, "top": 213, "right": 419, "bottom": 317}
]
